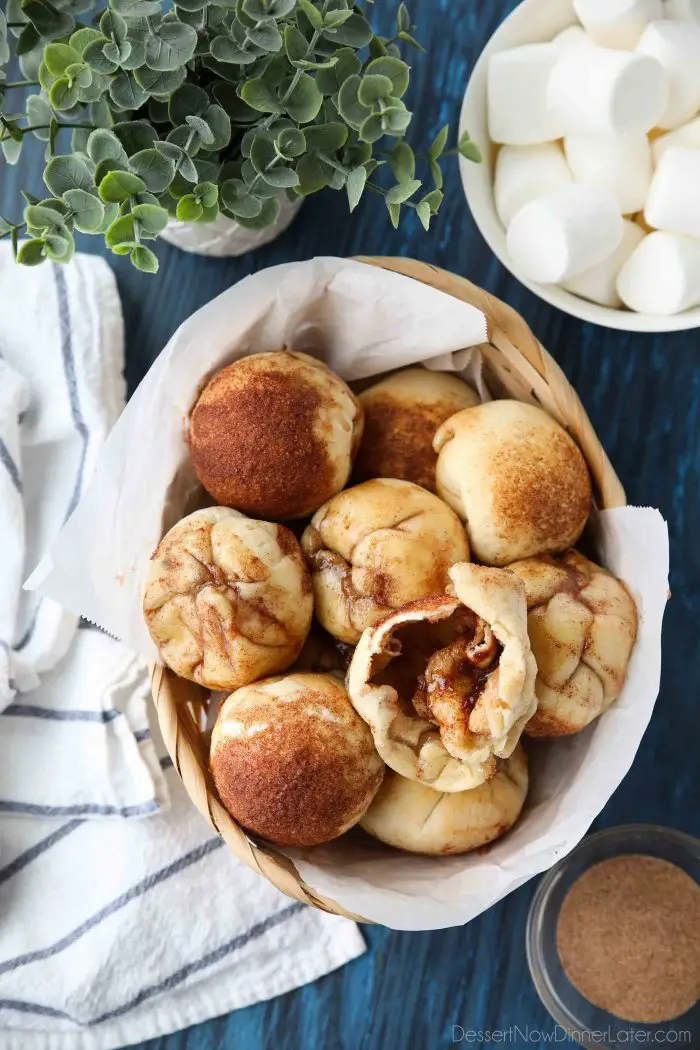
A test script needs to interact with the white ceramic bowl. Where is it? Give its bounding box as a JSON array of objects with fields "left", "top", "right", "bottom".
[{"left": 459, "top": 0, "right": 700, "bottom": 332}]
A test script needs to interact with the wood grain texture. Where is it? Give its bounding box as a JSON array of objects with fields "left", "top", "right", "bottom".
[{"left": 4, "top": 1, "right": 699, "bottom": 1047}]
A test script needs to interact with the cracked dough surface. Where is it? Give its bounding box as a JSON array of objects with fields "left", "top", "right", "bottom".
[
  {"left": 361, "top": 744, "right": 528, "bottom": 855},
  {"left": 143, "top": 506, "right": 312, "bottom": 690},
  {"left": 347, "top": 562, "right": 537, "bottom": 791},
  {"left": 508, "top": 549, "right": 638, "bottom": 736},
  {"left": 301, "top": 478, "right": 470, "bottom": 644}
]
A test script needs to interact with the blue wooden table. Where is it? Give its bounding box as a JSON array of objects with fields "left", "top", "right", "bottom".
[{"left": 3, "top": 1, "right": 699, "bottom": 1047}]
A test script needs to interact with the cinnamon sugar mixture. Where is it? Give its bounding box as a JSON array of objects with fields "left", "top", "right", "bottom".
[{"left": 557, "top": 854, "right": 700, "bottom": 1024}]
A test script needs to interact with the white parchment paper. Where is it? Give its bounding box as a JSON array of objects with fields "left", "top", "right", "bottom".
[{"left": 28, "top": 256, "right": 669, "bottom": 930}]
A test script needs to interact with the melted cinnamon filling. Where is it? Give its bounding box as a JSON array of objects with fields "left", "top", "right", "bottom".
[{"left": 372, "top": 607, "right": 501, "bottom": 723}]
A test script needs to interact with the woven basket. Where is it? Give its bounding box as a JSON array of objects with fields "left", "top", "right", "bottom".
[{"left": 150, "top": 256, "right": 626, "bottom": 921}]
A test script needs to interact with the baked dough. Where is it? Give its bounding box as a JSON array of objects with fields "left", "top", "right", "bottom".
[
  {"left": 144, "top": 507, "right": 312, "bottom": 691},
  {"left": 189, "top": 351, "right": 363, "bottom": 519},
  {"left": 361, "top": 745, "right": 528, "bottom": 855},
  {"left": 210, "top": 672, "right": 385, "bottom": 846},
  {"left": 354, "top": 368, "right": 479, "bottom": 491},
  {"left": 508, "top": 550, "right": 638, "bottom": 736},
  {"left": 347, "top": 562, "right": 537, "bottom": 791},
  {"left": 301, "top": 479, "right": 470, "bottom": 644},
  {"left": 434, "top": 400, "right": 592, "bottom": 565}
]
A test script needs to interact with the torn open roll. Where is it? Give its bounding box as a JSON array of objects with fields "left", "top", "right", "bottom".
[{"left": 347, "top": 563, "right": 538, "bottom": 791}]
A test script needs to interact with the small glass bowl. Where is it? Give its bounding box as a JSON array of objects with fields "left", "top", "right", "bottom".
[{"left": 526, "top": 824, "right": 700, "bottom": 1048}]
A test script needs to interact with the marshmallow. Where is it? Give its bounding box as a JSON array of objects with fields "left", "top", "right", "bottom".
[
  {"left": 652, "top": 117, "right": 700, "bottom": 164},
  {"left": 617, "top": 231, "right": 700, "bottom": 313},
  {"left": 573, "top": 0, "right": 663, "bottom": 48},
  {"left": 637, "top": 21, "right": 700, "bottom": 129},
  {"left": 494, "top": 144, "right": 573, "bottom": 228},
  {"left": 551, "top": 25, "right": 593, "bottom": 51},
  {"left": 663, "top": 0, "right": 700, "bottom": 22},
  {"left": 564, "top": 134, "right": 653, "bottom": 214},
  {"left": 488, "top": 45, "right": 563, "bottom": 145},
  {"left": 506, "top": 182, "right": 624, "bottom": 284},
  {"left": 563, "top": 220, "right": 645, "bottom": 307},
  {"left": 547, "top": 46, "right": 669, "bottom": 136},
  {"left": 645, "top": 147, "right": 700, "bottom": 237}
]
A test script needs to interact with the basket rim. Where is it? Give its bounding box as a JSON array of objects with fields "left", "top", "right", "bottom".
[{"left": 151, "top": 254, "right": 627, "bottom": 924}]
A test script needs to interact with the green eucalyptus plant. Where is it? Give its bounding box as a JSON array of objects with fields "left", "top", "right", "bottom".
[{"left": 0, "top": 0, "right": 481, "bottom": 274}]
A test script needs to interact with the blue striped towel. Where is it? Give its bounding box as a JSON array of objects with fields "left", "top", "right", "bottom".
[
  {"left": 0, "top": 246, "right": 166, "bottom": 818},
  {"left": 0, "top": 739, "right": 365, "bottom": 1049}
]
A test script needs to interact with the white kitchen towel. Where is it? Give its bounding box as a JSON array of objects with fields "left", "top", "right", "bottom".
[
  {"left": 0, "top": 245, "right": 165, "bottom": 818},
  {"left": 0, "top": 739, "right": 366, "bottom": 1050}
]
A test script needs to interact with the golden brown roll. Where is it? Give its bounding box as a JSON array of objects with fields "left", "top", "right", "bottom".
[
  {"left": 189, "top": 351, "right": 363, "bottom": 519},
  {"left": 143, "top": 507, "right": 312, "bottom": 691},
  {"left": 434, "top": 400, "right": 592, "bottom": 565},
  {"left": 508, "top": 550, "right": 638, "bottom": 736},
  {"left": 361, "top": 745, "right": 528, "bottom": 855},
  {"left": 210, "top": 673, "right": 385, "bottom": 846},
  {"left": 354, "top": 368, "right": 479, "bottom": 491},
  {"left": 301, "top": 479, "right": 470, "bottom": 644},
  {"left": 347, "top": 562, "right": 537, "bottom": 791}
]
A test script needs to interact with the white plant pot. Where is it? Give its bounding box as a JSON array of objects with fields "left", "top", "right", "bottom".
[{"left": 159, "top": 194, "right": 302, "bottom": 257}]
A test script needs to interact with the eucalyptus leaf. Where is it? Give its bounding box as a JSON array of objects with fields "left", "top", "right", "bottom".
[
  {"left": 285, "top": 72, "right": 322, "bottom": 123},
  {"left": 145, "top": 22, "right": 197, "bottom": 72},
  {"left": 134, "top": 65, "right": 186, "bottom": 98},
  {"left": 63, "top": 187, "right": 105, "bottom": 231},
  {"left": 429, "top": 124, "right": 449, "bottom": 161},
  {"left": 385, "top": 177, "right": 420, "bottom": 205},
  {"left": 132, "top": 201, "right": 169, "bottom": 233},
  {"left": 327, "top": 12, "right": 371, "bottom": 47},
  {"left": 83, "top": 39, "right": 118, "bottom": 75},
  {"left": 295, "top": 152, "right": 331, "bottom": 195},
  {"left": 276, "top": 126, "right": 306, "bottom": 159},
  {"left": 99, "top": 169, "right": 147, "bottom": 202},
  {"left": 69, "top": 26, "right": 103, "bottom": 53},
  {"left": 176, "top": 193, "right": 202, "bottom": 221},
  {"left": 185, "top": 113, "right": 214, "bottom": 145},
  {"left": 44, "top": 42, "right": 82, "bottom": 76},
  {"left": 109, "top": 72, "right": 148, "bottom": 110},
  {"left": 416, "top": 198, "right": 430, "bottom": 231},
  {"left": 94, "top": 156, "right": 128, "bottom": 182},
  {"left": 130, "top": 244, "right": 159, "bottom": 273},
  {"left": 129, "top": 147, "right": 175, "bottom": 190},
  {"left": 247, "top": 18, "right": 282, "bottom": 52},
  {"left": 345, "top": 164, "right": 365, "bottom": 212},
  {"left": 202, "top": 104, "right": 231, "bottom": 151},
  {"left": 194, "top": 181, "right": 218, "bottom": 208},
  {"left": 220, "top": 177, "right": 262, "bottom": 218},
  {"left": 22, "top": 0, "right": 75, "bottom": 41},
  {"left": 168, "top": 83, "right": 208, "bottom": 124},
  {"left": 114, "top": 121, "right": 158, "bottom": 155},
  {"left": 44, "top": 154, "right": 94, "bottom": 196},
  {"left": 297, "top": 0, "right": 322, "bottom": 31},
  {"left": 387, "top": 200, "right": 400, "bottom": 228},
  {"left": 44, "top": 230, "right": 74, "bottom": 260},
  {"left": 357, "top": 73, "right": 393, "bottom": 107},
  {"left": 235, "top": 194, "right": 279, "bottom": 230},
  {"left": 87, "top": 128, "right": 128, "bottom": 164},
  {"left": 105, "top": 212, "right": 135, "bottom": 246},
  {"left": 16, "top": 238, "right": 47, "bottom": 265},
  {"left": 26, "top": 94, "right": 53, "bottom": 142},
  {"left": 389, "top": 140, "right": 414, "bottom": 182},
  {"left": 240, "top": 77, "right": 283, "bottom": 114},
  {"left": 365, "top": 56, "right": 409, "bottom": 99},
  {"left": 49, "top": 75, "right": 80, "bottom": 110},
  {"left": 24, "top": 202, "right": 66, "bottom": 228}
]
